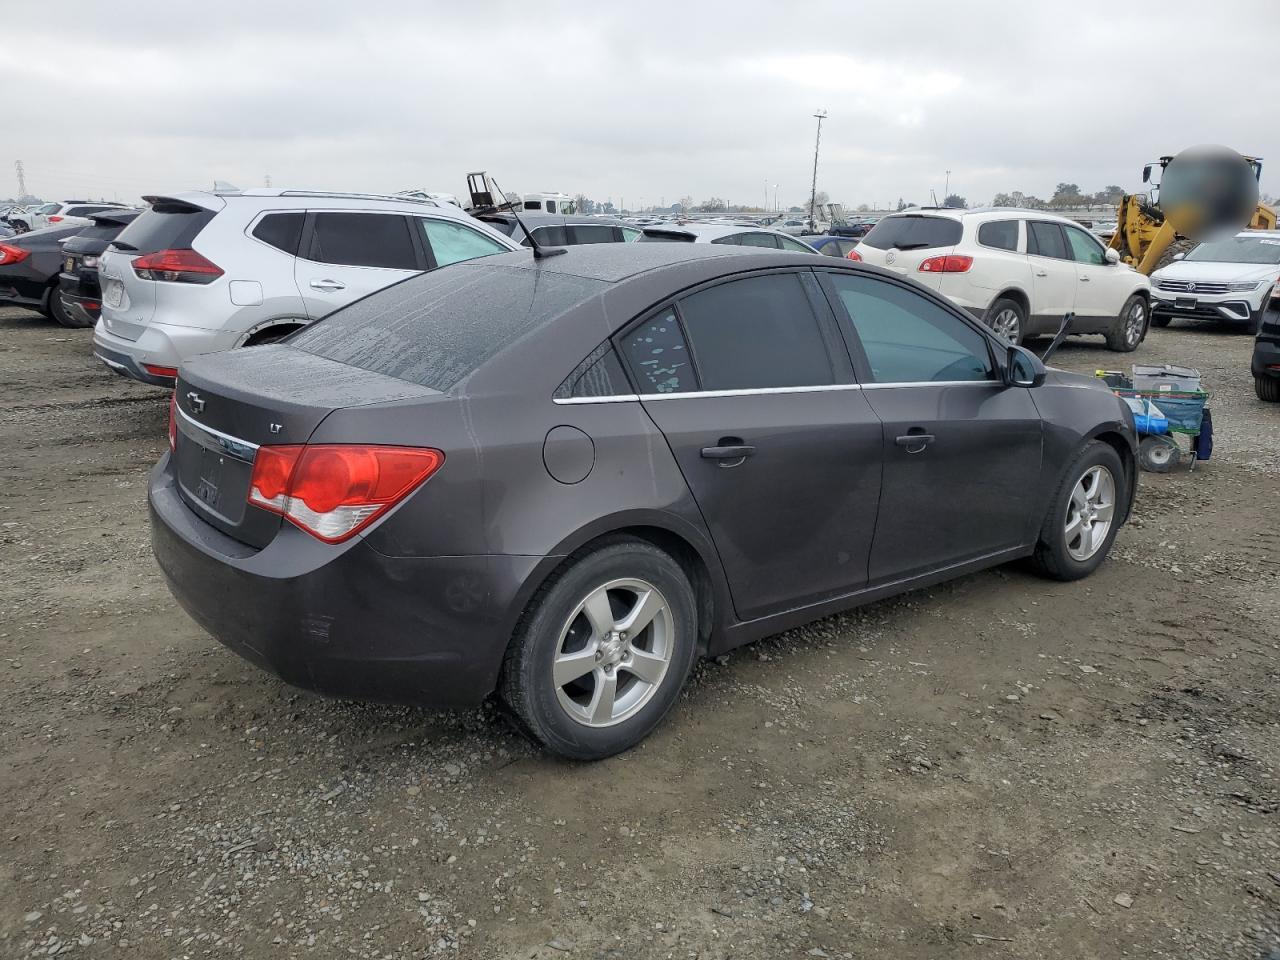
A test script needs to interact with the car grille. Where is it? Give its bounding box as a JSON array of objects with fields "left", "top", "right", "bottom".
[{"left": 1154, "top": 278, "right": 1230, "bottom": 294}]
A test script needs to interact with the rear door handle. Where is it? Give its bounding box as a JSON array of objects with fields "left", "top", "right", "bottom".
[
  {"left": 1079, "top": 276, "right": 1091, "bottom": 282},
  {"left": 895, "top": 433, "right": 935, "bottom": 454},
  {"left": 310, "top": 279, "right": 346, "bottom": 292},
  {"left": 701, "top": 442, "right": 755, "bottom": 466},
  {"left": 1034, "top": 269, "right": 1049, "bottom": 277}
]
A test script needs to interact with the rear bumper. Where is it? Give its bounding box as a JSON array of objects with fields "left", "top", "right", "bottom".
[
  {"left": 148, "top": 454, "right": 541, "bottom": 707},
  {"left": 93, "top": 341, "right": 176, "bottom": 387},
  {"left": 93, "top": 316, "right": 239, "bottom": 385},
  {"left": 1251, "top": 336, "right": 1280, "bottom": 380},
  {"left": 59, "top": 278, "right": 102, "bottom": 326}
]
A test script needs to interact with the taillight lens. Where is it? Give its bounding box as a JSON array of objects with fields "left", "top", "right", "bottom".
[
  {"left": 47, "top": 215, "right": 64, "bottom": 223},
  {"left": 132, "top": 249, "right": 224, "bottom": 284},
  {"left": 0, "top": 243, "right": 30, "bottom": 265},
  {"left": 248, "top": 445, "right": 444, "bottom": 543},
  {"left": 918, "top": 254, "right": 973, "bottom": 273},
  {"left": 143, "top": 363, "right": 179, "bottom": 380},
  {"left": 846, "top": 248, "right": 862, "bottom": 262},
  {"left": 168, "top": 392, "right": 178, "bottom": 451}
]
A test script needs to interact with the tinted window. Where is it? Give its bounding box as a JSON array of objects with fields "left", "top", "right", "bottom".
[
  {"left": 1028, "top": 221, "right": 1069, "bottom": 260},
  {"left": 713, "top": 232, "right": 777, "bottom": 248},
  {"left": 637, "top": 230, "right": 695, "bottom": 243},
  {"left": 569, "top": 224, "right": 618, "bottom": 245},
  {"left": 861, "top": 215, "right": 962, "bottom": 251},
  {"left": 111, "top": 205, "right": 216, "bottom": 254},
  {"left": 778, "top": 235, "right": 818, "bottom": 253},
  {"left": 677, "top": 273, "right": 835, "bottom": 390},
  {"left": 522, "top": 225, "right": 569, "bottom": 247},
  {"left": 830, "top": 274, "right": 991, "bottom": 384},
  {"left": 75, "top": 222, "right": 129, "bottom": 243},
  {"left": 290, "top": 265, "right": 606, "bottom": 390},
  {"left": 420, "top": 218, "right": 508, "bottom": 266},
  {"left": 978, "top": 220, "right": 1019, "bottom": 252},
  {"left": 309, "top": 213, "right": 416, "bottom": 269},
  {"left": 821, "top": 240, "right": 845, "bottom": 258},
  {"left": 252, "top": 212, "right": 304, "bottom": 254},
  {"left": 620, "top": 308, "right": 694, "bottom": 394},
  {"left": 1063, "top": 225, "right": 1105, "bottom": 265},
  {"left": 65, "top": 205, "right": 111, "bottom": 217},
  {"left": 524, "top": 201, "right": 543, "bottom": 211},
  {"left": 545, "top": 201, "right": 558, "bottom": 213}
]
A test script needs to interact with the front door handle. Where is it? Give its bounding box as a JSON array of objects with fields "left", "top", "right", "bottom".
[
  {"left": 701, "top": 439, "right": 755, "bottom": 467},
  {"left": 1034, "top": 269, "right": 1049, "bottom": 277},
  {"left": 310, "top": 279, "right": 346, "bottom": 292},
  {"left": 1079, "top": 276, "right": 1091, "bottom": 282},
  {"left": 895, "top": 433, "right": 935, "bottom": 454}
]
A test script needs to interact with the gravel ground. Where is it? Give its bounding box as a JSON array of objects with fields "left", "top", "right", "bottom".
[{"left": 1, "top": 304, "right": 1277, "bottom": 960}]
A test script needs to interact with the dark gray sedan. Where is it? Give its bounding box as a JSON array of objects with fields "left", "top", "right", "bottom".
[{"left": 150, "top": 244, "right": 1137, "bottom": 759}]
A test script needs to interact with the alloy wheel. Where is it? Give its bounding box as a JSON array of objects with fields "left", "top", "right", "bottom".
[
  {"left": 552, "top": 578, "right": 674, "bottom": 728},
  {"left": 990, "top": 307, "right": 1021, "bottom": 342},
  {"left": 1064, "top": 465, "right": 1116, "bottom": 562},
  {"left": 1124, "top": 300, "right": 1146, "bottom": 346}
]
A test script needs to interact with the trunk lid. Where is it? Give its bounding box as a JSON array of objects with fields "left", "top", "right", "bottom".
[{"left": 173, "top": 345, "right": 440, "bottom": 548}]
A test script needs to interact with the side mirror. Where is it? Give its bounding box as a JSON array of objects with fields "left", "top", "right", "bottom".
[
  {"left": 1004, "top": 343, "right": 1046, "bottom": 388},
  {"left": 1104, "top": 247, "right": 1120, "bottom": 265},
  {"left": 1172, "top": 251, "right": 1185, "bottom": 261}
]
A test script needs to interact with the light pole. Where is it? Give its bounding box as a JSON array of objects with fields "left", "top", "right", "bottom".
[
  {"left": 944, "top": 170, "right": 951, "bottom": 203},
  {"left": 772, "top": 183, "right": 778, "bottom": 214},
  {"left": 809, "top": 109, "right": 827, "bottom": 232}
]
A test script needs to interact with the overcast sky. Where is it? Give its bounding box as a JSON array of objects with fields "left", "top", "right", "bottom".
[{"left": 9, "top": 1, "right": 1280, "bottom": 210}]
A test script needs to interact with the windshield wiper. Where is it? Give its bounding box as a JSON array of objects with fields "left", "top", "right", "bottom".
[
  {"left": 109, "top": 240, "right": 138, "bottom": 252},
  {"left": 894, "top": 242, "right": 932, "bottom": 250}
]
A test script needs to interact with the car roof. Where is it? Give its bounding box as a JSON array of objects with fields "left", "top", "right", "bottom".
[
  {"left": 452, "top": 241, "right": 821, "bottom": 283},
  {"left": 477, "top": 211, "right": 628, "bottom": 229},
  {"left": 640, "top": 222, "right": 794, "bottom": 241},
  {"left": 142, "top": 190, "right": 486, "bottom": 221}
]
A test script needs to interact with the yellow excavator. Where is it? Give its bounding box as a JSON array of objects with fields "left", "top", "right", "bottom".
[{"left": 1108, "top": 154, "right": 1277, "bottom": 274}]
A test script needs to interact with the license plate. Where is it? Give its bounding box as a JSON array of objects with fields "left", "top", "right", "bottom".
[
  {"left": 64, "top": 256, "right": 76, "bottom": 272},
  {"left": 1175, "top": 297, "right": 1197, "bottom": 309},
  {"left": 103, "top": 277, "right": 124, "bottom": 308}
]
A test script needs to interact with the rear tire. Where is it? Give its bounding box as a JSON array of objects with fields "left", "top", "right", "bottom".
[
  {"left": 1256, "top": 376, "right": 1280, "bottom": 403},
  {"left": 1105, "top": 294, "right": 1147, "bottom": 351},
  {"left": 499, "top": 539, "right": 698, "bottom": 760},
  {"left": 1028, "top": 441, "right": 1125, "bottom": 582},
  {"left": 986, "top": 297, "right": 1026, "bottom": 345}
]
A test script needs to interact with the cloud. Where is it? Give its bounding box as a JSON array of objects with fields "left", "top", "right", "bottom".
[{"left": 7, "top": 0, "right": 1279, "bottom": 208}]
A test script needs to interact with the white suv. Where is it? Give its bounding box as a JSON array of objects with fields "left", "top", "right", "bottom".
[
  {"left": 855, "top": 208, "right": 1152, "bottom": 351},
  {"left": 1149, "top": 229, "right": 1280, "bottom": 334},
  {"left": 11, "top": 200, "right": 129, "bottom": 233},
  {"left": 93, "top": 189, "right": 521, "bottom": 385}
]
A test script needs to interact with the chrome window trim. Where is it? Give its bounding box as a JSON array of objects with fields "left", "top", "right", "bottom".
[
  {"left": 551, "top": 380, "right": 997, "bottom": 403},
  {"left": 176, "top": 406, "right": 260, "bottom": 459}
]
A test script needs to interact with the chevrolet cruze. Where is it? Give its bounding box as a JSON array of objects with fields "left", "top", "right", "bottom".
[{"left": 151, "top": 244, "right": 1138, "bottom": 759}]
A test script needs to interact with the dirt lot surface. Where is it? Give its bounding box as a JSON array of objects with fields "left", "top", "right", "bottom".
[{"left": 1, "top": 305, "right": 1277, "bottom": 960}]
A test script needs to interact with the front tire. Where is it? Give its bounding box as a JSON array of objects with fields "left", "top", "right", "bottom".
[
  {"left": 1029, "top": 441, "right": 1126, "bottom": 581},
  {"left": 499, "top": 539, "right": 697, "bottom": 760},
  {"left": 1105, "top": 294, "right": 1148, "bottom": 351}
]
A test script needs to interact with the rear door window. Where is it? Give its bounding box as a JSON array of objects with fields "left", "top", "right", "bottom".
[
  {"left": 111, "top": 203, "right": 216, "bottom": 254},
  {"left": 308, "top": 212, "right": 417, "bottom": 269},
  {"left": 778, "top": 235, "right": 817, "bottom": 253},
  {"left": 828, "top": 273, "right": 992, "bottom": 383},
  {"left": 252, "top": 212, "right": 304, "bottom": 254},
  {"left": 620, "top": 308, "right": 695, "bottom": 394},
  {"left": 860, "top": 215, "right": 962, "bottom": 250},
  {"left": 977, "top": 220, "right": 1019, "bottom": 252},
  {"left": 674, "top": 272, "right": 836, "bottom": 390},
  {"left": 1027, "top": 221, "right": 1070, "bottom": 260},
  {"left": 522, "top": 225, "right": 569, "bottom": 247},
  {"left": 419, "top": 218, "right": 509, "bottom": 266}
]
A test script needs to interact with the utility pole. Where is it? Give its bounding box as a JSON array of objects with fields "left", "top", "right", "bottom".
[
  {"left": 264, "top": 173, "right": 272, "bottom": 188},
  {"left": 808, "top": 109, "right": 826, "bottom": 232},
  {"left": 944, "top": 169, "right": 951, "bottom": 202},
  {"left": 14, "top": 159, "right": 27, "bottom": 198}
]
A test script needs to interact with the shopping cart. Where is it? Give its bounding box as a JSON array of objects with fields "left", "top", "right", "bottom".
[{"left": 1096, "top": 365, "right": 1212, "bottom": 473}]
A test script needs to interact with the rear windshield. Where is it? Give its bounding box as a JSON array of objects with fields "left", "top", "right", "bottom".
[
  {"left": 74, "top": 222, "right": 129, "bottom": 243},
  {"left": 860, "top": 215, "right": 962, "bottom": 251},
  {"left": 637, "top": 230, "right": 695, "bottom": 243},
  {"left": 111, "top": 204, "right": 215, "bottom": 254},
  {"left": 288, "top": 264, "right": 607, "bottom": 390}
]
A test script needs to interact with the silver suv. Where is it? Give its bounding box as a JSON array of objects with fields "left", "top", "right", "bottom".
[{"left": 93, "top": 189, "right": 521, "bottom": 385}]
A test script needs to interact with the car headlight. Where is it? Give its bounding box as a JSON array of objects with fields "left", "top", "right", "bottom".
[{"left": 1227, "top": 280, "right": 1260, "bottom": 292}]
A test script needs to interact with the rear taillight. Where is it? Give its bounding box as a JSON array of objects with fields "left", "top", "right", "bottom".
[
  {"left": 248, "top": 444, "right": 444, "bottom": 543},
  {"left": 47, "top": 215, "right": 64, "bottom": 223},
  {"left": 918, "top": 254, "right": 973, "bottom": 273},
  {"left": 846, "top": 248, "right": 862, "bottom": 262},
  {"left": 168, "top": 392, "right": 178, "bottom": 451},
  {"left": 0, "top": 243, "right": 30, "bottom": 265},
  {"left": 132, "top": 249, "right": 223, "bottom": 284}
]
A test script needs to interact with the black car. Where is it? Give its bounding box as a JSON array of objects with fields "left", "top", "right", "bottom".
[
  {"left": 476, "top": 211, "right": 640, "bottom": 246},
  {"left": 0, "top": 224, "right": 84, "bottom": 324},
  {"left": 1253, "top": 306, "right": 1280, "bottom": 401},
  {"left": 804, "top": 235, "right": 862, "bottom": 259},
  {"left": 151, "top": 244, "right": 1137, "bottom": 760},
  {"left": 57, "top": 209, "right": 141, "bottom": 328},
  {"left": 829, "top": 220, "right": 876, "bottom": 239}
]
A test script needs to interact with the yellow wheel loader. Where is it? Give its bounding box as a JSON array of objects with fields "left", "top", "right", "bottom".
[{"left": 1108, "top": 154, "right": 1277, "bottom": 275}]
